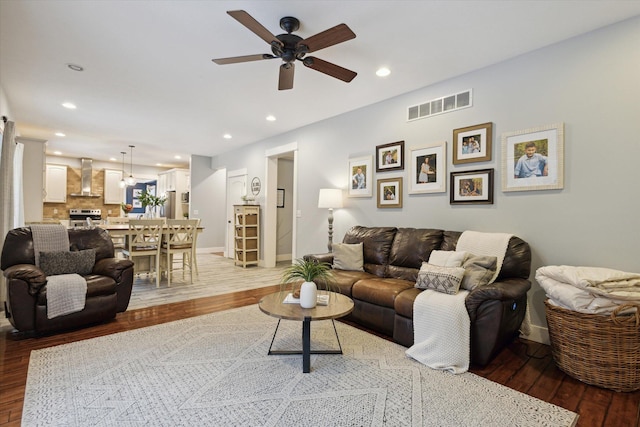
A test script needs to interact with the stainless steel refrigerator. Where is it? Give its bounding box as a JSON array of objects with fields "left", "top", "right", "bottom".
[{"left": 163, "top": 191, "right": 176, "bottom": 219}]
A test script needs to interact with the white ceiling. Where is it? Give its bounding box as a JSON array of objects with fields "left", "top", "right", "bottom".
[{"left": 1, "top": 1, "right": 639, "bottom": 168}]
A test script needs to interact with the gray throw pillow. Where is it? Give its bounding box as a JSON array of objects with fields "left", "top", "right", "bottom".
[
  {"left": 415, "top": 263, "right": 465, "bottom": 295},
  {"left": 460, "top": 254, "right": 497, "bottom": 290},
  {"left": 39, "top": 249, "right": 96, "bottom": 277},
  {"left": 332, "top": 242, "right": 364, "bottom": 271}
]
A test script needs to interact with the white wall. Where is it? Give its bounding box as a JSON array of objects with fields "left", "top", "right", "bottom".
[
  {"left": 190, "top": 154, "right": 225, "bottom": 250},
  {"left": 206, "top": 16, "right": 640, "bottom": 340}
]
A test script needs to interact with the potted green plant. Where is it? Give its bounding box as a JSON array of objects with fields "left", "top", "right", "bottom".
[
  {"left": 281, "top": 258, "right": 334, "bottom": 308},
  {"left": 138, "top": 190, "right": 167, "bottom": 218}
]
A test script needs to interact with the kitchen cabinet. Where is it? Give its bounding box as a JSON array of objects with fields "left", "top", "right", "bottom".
[
  {"left": 44, "top": 164, "right": 67, "bottom": 203},
  {"left": 104, "top": 169, "right": 123, "bottom": 204},
  {"left": 234, "top": 205, "right": 259, "bottom": 268},
  {"left": 159, "top": 168, "right": 189, "bottom": 192}
]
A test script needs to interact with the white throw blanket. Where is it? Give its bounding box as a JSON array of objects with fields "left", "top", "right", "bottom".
[
  {"left": 31, "top": 224, "right": 69, "bottom": 266},
  {"left": 536, "top": 265, "right": 640, "bottom": 314},
  {"left": 406, "top": 289, "right": 470, "bottom": 374},
  {"left": 46, "top": 274, "right": 87, "bottom": 319},
  {"left": 407, "top": 231, "right": 515, "bottom": 373}
]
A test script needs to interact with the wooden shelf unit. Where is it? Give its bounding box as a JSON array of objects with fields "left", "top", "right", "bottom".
[{"left": 234, "top": 205, "right": 260, "bottom": 268}]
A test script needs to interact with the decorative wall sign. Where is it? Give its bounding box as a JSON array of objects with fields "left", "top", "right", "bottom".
[{"left": 251, "top": 177, "right": 261, "bottom": 196}]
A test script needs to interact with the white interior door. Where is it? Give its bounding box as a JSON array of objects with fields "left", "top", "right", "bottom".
[{"left": 226, "top": 171, "right": 247, "bottom": 258}]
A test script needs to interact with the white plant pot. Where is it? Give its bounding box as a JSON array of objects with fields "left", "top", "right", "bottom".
[{"left": 299, "top": 281, "right": 317, "bottom": 308}]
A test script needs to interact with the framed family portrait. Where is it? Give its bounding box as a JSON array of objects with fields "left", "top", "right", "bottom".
[
  {"left": 408, "top": 142, "right": 447, "bottom": 194},
  {"left": 501, "top": 123, "right": 564, "bottom": 192},
  {"left": 453, "top": 122, "right": 492, "bottom": 164},
  {"left": 348, "top": 155, "right": 373, "bottom": 198},
  {"left": 450, "top": 168, "right": 494, "bottom": 205},
  {"left": 377, "top": 177, "right": 403, "bottom": 208},
  {"left": 375, "top": 141, "right": 405, "bottom": 172}
]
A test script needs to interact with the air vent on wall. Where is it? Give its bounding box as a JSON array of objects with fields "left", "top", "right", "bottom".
[{"left": 407, "top": 89, "right": 473, "bottom": 122}]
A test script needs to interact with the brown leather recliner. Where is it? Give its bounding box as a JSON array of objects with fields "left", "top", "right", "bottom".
[
  {"left": 306, "top": 226, "right": 531, "bottom": 366},
  {"left": 1, "top": 227, "right": 134, "bottom": 337}
]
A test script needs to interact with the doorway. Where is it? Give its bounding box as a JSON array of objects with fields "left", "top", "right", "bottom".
[
  {"left": 263, "top": 143, "right": 298, "bottom": 268},
  {"left": 225, "top": 169, "right": 247, "bottom": 258}
]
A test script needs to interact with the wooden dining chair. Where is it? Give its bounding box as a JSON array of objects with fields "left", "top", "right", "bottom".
[
  {"left": 106, "top": 217, "right": 129, "bottom": 258},
  {"left": 122, "top": 219, "right": 164, "bottom": 288},
  {"left": 161, "top": 219, "right": 199, "bottom": 287}
]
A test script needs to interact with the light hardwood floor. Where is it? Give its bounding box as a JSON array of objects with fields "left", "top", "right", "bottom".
[{"left": 1, "top": 254, "right": 638, "bottom": 426}]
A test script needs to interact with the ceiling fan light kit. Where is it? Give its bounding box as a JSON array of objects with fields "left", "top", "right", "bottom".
[{"left": 212, "top": 10, "right": 357, "bottom": 90}]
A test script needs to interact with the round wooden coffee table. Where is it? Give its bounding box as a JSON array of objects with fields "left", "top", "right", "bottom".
[{"left": 258, "top": 291, "right": 354, "bottom": 373}]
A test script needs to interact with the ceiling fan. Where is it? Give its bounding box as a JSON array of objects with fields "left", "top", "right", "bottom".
[{"left": 212, "top": 10, "right": 357, "bottom": 90}]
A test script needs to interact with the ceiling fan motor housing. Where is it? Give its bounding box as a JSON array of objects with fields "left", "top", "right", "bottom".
[{"left": 272, "top": 33, "right": 306, "bottom": 63}]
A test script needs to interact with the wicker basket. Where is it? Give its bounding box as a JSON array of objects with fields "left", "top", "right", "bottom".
[{"left": 544, "top": 300, "right": 640, "bottom": 392}]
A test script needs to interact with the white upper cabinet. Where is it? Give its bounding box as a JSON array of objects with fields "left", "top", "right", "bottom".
[
  {"left": 104, "top": 169, "right": 123, "bottom": 204},
  {"left": 44, "top": 164, "right": 67, "bottom": 203}
]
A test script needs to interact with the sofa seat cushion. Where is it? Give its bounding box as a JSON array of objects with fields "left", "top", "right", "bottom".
[
  {"left": 394, "top": 287, "right": 422, "bottom": 318},
  {"left": 352, "top": 277, "right": 414, "bottom": 308},
  {"left": 37, "top": 275, "right": 117, "bottom": 306},
  {"left": 328, "top": 270, "right": 377, "bottom": 297}
]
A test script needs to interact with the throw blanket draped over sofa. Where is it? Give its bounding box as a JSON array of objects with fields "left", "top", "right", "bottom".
[{"left": 305, "top": 226, "right": 531, "bottom": 367}]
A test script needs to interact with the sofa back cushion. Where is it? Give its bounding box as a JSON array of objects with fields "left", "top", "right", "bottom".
[
  {"left": 342, "top": 226, "right": 397, "bottom": 277},
  {"left": 387, "top": 228, "right": 444, "bottom": 281},
  {"left": 1, "top": 227, "right": 114, "bottom": 270}
]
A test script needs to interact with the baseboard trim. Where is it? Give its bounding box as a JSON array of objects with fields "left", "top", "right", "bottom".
[
  {"left": 276, "top": 253, "right": 292, "bottom": 262},
  {"left": 520, "top": 325, "right": 549, "bottom": 345}
]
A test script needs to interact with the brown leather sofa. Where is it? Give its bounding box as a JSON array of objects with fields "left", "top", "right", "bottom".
[
  {"left": 1, "top": 227, "right": 134, "bottom": 337},
  {"left": 306, "top": 226, "right": 531, "bottom": 366}
]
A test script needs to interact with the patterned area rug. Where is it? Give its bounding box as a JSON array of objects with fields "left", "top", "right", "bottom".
[{"left": 23, "top": 306, "right": 578, "bottom": 426}]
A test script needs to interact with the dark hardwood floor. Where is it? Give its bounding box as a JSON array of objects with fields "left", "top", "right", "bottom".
[{"left": 1, "top": 285, "right": 638, "bottom": 426}]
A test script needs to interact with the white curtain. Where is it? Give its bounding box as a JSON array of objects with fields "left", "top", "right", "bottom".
[{"left": 0, "top": 120, "right": 23, "bottom": 310}]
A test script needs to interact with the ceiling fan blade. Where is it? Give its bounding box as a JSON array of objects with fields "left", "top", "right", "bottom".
[
  {"left": 303, "top": 57, "right": 357, "bottom": 83},
  {"left": 298, "top": 23, "right": 356, "bottom": 53},
  {"left": 227, "top": 10, "right": 282, "bottom": 47},
  {"left": 278, "top": 63, "right": 295, "bottom": 90},
  {"left": 212, "top": 54, "right": 275, "bottom": 65}
]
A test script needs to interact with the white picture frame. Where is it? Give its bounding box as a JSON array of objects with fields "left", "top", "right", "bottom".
[
  {"left": 348, "top": 155, "right": 373, "bottom": 198},
  {"left": 408, "top": 142, "right": 447, "bottom": 194}
]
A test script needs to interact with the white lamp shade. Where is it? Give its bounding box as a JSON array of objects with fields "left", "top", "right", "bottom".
[{"left": 318, "top": 188, "right": 343, "bottom": 209}]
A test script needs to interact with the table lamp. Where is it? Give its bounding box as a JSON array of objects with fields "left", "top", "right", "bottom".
[{"left": 318, "top": 188, "right": 343, "bottom": 251}]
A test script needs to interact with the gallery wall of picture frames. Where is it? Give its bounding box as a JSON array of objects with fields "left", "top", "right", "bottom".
[{"left": 347, "top": 119, "right": 564, "bottom": 207}]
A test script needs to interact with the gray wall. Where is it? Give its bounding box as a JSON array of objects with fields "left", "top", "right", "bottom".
[
  {"left": 190, "top": 154, "right": 226, "bottom": 249},
  {"left": 202, "top": 16, "right": 640, "bottom": 340}
]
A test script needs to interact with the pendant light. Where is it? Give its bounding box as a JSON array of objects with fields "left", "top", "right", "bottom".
[
  {"left": 118, "top": 151, "right": 127, "bottom": 188},
  {"left": 125, "top": 145, "right": 137, "bottom": 186}
]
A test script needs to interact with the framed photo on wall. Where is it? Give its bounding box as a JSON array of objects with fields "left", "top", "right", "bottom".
[
  {"left": 376, "top": 141, "right": 405, "bottom": 172},
  {"left": 377, "top": 177, "right": 403, "bottom": 208},
  {"left": 502, "top": 123, "right": 564, "bottom": 192},
  {"left": 408, "top": 142, "right": 447, "bottom": 194},
  {"left": 348, "top": 155, "right": 373, "bottom": 198},
  {"left": 453, "top": 122, "right": 492, "bottom": 164},
  {"left": 450, "top": 168, "right": 494, "bottom": 205}
]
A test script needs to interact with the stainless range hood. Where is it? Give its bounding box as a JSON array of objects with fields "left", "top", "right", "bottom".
[{"left": 69, "top": 158, "right": 101, "bottom": 197}]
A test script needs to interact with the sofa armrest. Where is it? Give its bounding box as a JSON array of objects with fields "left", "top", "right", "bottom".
[
  {"left": 465, "top": 278, "right": 531, "bottom": 322},
  {"left": 304, "top": 253, "right": 335, "bottom": 265},
  {"left": 3, "top": 264, "right": 47, "bottom": 295},
  {"left": 93, "top": 258, "right": 134, "bottom": 283}
]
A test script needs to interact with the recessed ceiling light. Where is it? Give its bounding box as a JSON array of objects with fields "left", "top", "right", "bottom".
[
  {"left": 156, "top": 163, "right": 162, "bottom": 166},
  {"left": 53, "top": 151, "right": 62, "bottom": 155},
  {"left": 174, "top": 155, "right": 181, "bottom": 160},
  {"left": 67, "top": 63, "right": 84, "bottom": 72},
  {"left": 223, "top": 134, "right": 232, "bottom": 139},
  {"left": 109, "top": 157, "right": 117, "bottom": 161},
  {"left": 55, "top": 132, "right": 65, "bottom": 137},
  {"left": 62, "top": 102, "right": 77, "bottom": 109},
  {"left": 266, "top": 115, "right": 276, "bottom": 122},
  {"left": 376, "top": 67, "right": 391, "bottom": 77}
]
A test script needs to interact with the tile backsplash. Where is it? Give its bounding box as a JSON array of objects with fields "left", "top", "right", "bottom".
[{"left": 43, "top": 167, "right": 123, "bottom": 220}]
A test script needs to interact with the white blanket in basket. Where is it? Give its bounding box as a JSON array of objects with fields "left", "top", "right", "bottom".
[{"left": 537, "top": 265, "right": 640, "bottom": 314}]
